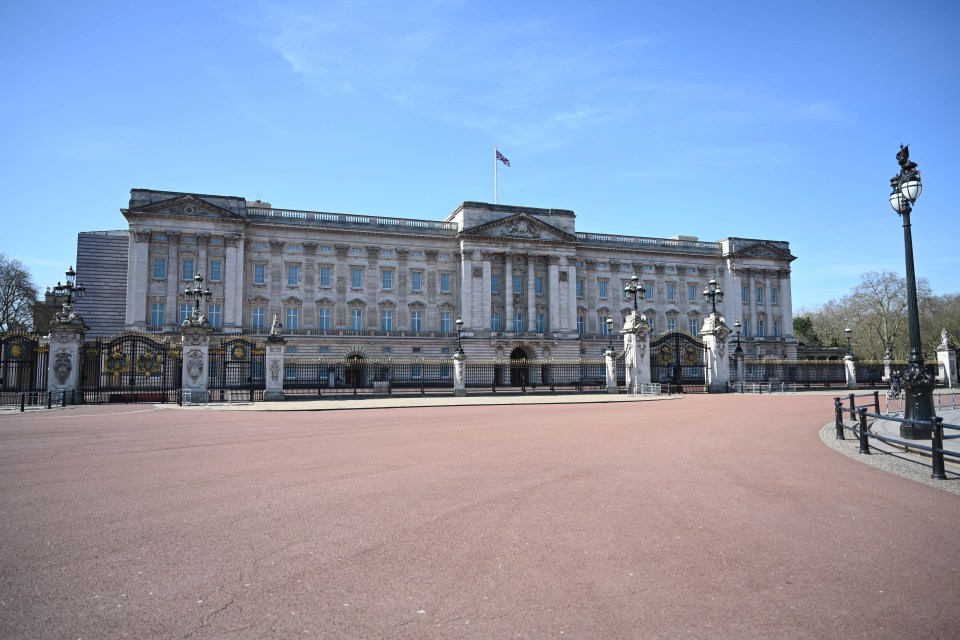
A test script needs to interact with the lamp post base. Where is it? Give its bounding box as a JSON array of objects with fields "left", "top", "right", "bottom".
[{"left": 901, "top": 368, "right": 936, "bottom": 440}]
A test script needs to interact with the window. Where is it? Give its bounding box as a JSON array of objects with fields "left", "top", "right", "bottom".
[
  {"left": 514, "top": 312, "right": 523, "bottom": 332},
  {"left": 350, "top": 247, "right": 363, "bottom": 255},
  {"left": 209, "top": 260, "right": 222, "bottom": 283},
  {"left": 513, "top": 275, "right": 523, "bottom": 294},
  {"left": 491, "top": 312, "right": 501, "bottom": 332},
  {"left": 181, "top": 258, "right": 195, "bottom": 281},
  {"left": 318, "top": 308, "right": 331, "bottom": 330},
  {"left": 285, "top": 307, "right": 298, "bottom": 330},
  {"left": 411, "top": 251, "right": 424, "bottom": 259},
  {"left": 319, "top": 267, "right": 331, "bottom": 288},
  {"left": 381, "top": 309, "right": 393, "bottom": 331},
  {"left": 577, "top": 316, "right": 585, "bottom": 336},
  {"left": 688, "top": 284, "right": 697, "bottom": 304},
  {"left": 440, "top": 272, "right": 451, "bottom": 293},
  {"left": 152, "top": 257, "right": 167, "bottom": 279},
  {"left": 320, "top": 246, "right": 332, "bottom": 254},
  {"left": 757, "top": 319, "right": 765, "bottom": 337},
  {"left": 254, "top": 242, "right": 268, "bottom": 249},
  {"left": 743, "top": 319, "right": 752, "bottom": 337},
  {"left": 536, "top": 313, "right": 545, "bottom": 333},
  {"left": 287, "top": 244, "right": 301, "bottom": 252},
  {"left": 351, "top": 309, "right": 363, "bottom": 330},
  {"left": 491, "top": 274, "right": 501, "bottom": 294},
  {"left": 689, "top": 319, "right": 699, "bottom": 336},
  {"left": 535, "top": 276, "right": 543, "bottom": 295},
  {"left": 411, "top": 310, "right": 422, "bottom": 332},
  {"left": 179, "top": 303, "right": 192, "bottom": 324},
  {"left": 150, "top": 303, "right": 165, "bottom": 326},
  {"left": 667, "top": 284, "right": 676, "bottom": 302},
  {"left": 351, "top": 268, "right": 363, "bottom": 289},
  {"left": 209, "top": 304, "right": 222, "bottom": 328},
  {"left": 253, "top": 264, "right": 266, "bottom": 285},
  {"left": 667, "top": 318, "right": 677, "bottom": 332},
  {"left": 440, "top": 311, "right": 451, "bottom": 333},
  {"left": 576, "top": 279, "right": 584, "bottom": 298},
  {"left": 771, "top": 287, "right": 779, "bottom": 304},
  {"left": 382, "top": 269, "right": 394, "bottom": 290},
  {"left": 598, "top": 279, "right": 608, "bottom": 299},
  {"left": 287, "top": 265, "right": 299, "bottom": 286},
  {"left": 381, "top": 249, "right": 394, "bottom": 257},
  {"left": 411, "top": 271, "right": 423, "bottom": 292},
  {"left": 252, "top": 306, "right": 265, "bottom": 331},
  {"left": 411, "top": 364, "right": 423, "bottom": 379},
  {"left": 773, "top": 319, "right": 781, "bottom": 337},
  {"left": 645, "top": 284, "right": 654, "bottom": 301},
  {"left": 742, "top": 286, "right": 748, "bottom": 304},
  {"left": 439, "top": 253, "right": 450, "bottom": 260},
  {"left": 600, "top": 318, "right": 609, "bottom": 336},
  {"left": 756, "top": 287, "right": 764, "bottom": 304}
]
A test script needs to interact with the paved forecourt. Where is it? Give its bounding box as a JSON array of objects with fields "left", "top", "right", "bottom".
[{"left": 1, "top": 394, "right": 958, "bottom": 639}]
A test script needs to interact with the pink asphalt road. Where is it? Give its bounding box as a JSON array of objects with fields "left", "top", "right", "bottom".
[{"left": 1, "top": 395, "right": 957, "bottom": 639}]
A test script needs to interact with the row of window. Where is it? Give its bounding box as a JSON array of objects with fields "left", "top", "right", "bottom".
[
  {"left": 252, "top": 265, "right": 454, "bottom": 293},
  {"left": 739, "top": 318, "right": 782, "bottom": 338},
  {"left": 152, "top": 257, "right": 223, "bottom": 282},
  {"left": 741, "top": 286, "right": 779, "bottom": 305},
  {"left": 488, "top": 312, "right": 548, "bottom": 333},
  {"left": 150, "top": 302, "right": 224, "bottom": 327},
  {"left": 256, "top": 308, "right": 456, "bottom": 332},
  {"left": 576, "top": 316, "right": 701, "bottom": 336}
]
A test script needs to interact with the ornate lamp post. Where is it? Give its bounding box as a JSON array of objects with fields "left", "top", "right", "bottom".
[
  {"left": 53, "top": 266, "right": 85, "bottom": 313},
  {"left": 605, "top": 317, "right": 614, "bottom": 350},
  {"left": 844, "top": 327, "right": 853, "bottom": 356},
  {"left": 455, "top": 316, "right": 464, "bottom": 355},
  {"left": 888, "top": 144, "right": 935, "bottom": 438},
  {"left": 183, "top": 273, "right": 212, "bottom": 322},
  {"left": 624, "top": 273, "right": 645, "bottom": 313},
  {"left": 733, "top": 321, "right": 743, "bottom": 356},
  {"left": 702, "top": 278, "right": 724, "bottom": 315}
]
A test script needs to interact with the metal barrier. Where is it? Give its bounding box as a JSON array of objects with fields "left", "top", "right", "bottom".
[{"left": 833, "top": 394, "right": 958, "bottom": 480}]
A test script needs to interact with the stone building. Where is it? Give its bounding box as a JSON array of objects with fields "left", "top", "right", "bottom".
[{"left": 75, "top": 188, "right": 798, "bottom": 359}]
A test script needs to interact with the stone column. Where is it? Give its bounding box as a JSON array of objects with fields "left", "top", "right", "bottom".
[
  {"left": 181, "top": 320, "right": 213, "bottom": 404},
  {"left": 47, "top": 309, "right": 88, "bottom": 404},
  {"left": 566, "top": 257, "right": 578, "bottom": 333},
  {"left": 504, "top": 253, "right": 514, "bottom": 331},
  {"left": 164, "top": 232, "right": 182, "bottom": 328},
  {"left": 453, "top": 351, "right": 466, "bottom": 397},
  {"left": 936, "top": 330, "right": 957, "bottom": 388},
  {"left": 480, "top": 252, "right": 492, "bottom": 331},
  {"left": 526, "top": 255, "right": 537, "bottom": 332},
  {"left": 780, "top": 269, "right": 794, "bottom": 336},
  {"left": 605, "top": 347, "right": 617, "bottom": 394},
  {"left": 264, "top": 328, "right": 286, "bottom": 402},
  {"left": 225, "top": 235, "right": 243, "bottom": 329},
  {"left": 883, "top": 349, "right": 892, "bottom": 383},
  {"left": 548, "top": 256, "right": 560, "bottom": 334},
  {"left": 844, "top": 354, "right": 857, "bottom": 389},
  {"left": 126, "top": 230, "right": 151, "bottom": 327},
  {"left": 700, "top": 312, "right": 731, "bottom": 393},
  {"left": 459, "top": 250, "right": 473, "bottom": 330}
]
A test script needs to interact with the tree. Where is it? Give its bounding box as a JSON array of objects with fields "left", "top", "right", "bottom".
[
  {"left": 792, "top": 316, "right": 819, "bottom": 346},
  {"left": 0, "top": 253, "right": 40, "bottom": 332}
]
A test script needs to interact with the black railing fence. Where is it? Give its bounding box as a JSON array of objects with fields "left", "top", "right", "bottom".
[
  {"left": 834, "top": 393, "right": 959, "bottom": 480},
  {"left": 742, "top": 359, "right": 846, "bottom": 388},
  {"left": 0, "top": 332, "right": 49, "bottom": 406}
]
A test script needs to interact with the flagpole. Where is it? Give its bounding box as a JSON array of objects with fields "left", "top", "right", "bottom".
[{"left": 494, "top": 146, "right": 498, "bottom": 204}]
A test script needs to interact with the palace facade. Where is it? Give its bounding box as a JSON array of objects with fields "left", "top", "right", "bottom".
[{"left": 75, "top": 189, "right": 798, "bottom": 360}]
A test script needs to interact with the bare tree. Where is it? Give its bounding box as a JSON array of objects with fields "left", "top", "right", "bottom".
[{"left": 0, "top": 253, "right": 40, "bottom": 332}]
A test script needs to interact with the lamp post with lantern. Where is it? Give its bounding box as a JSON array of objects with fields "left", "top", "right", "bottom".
[{"left": 888, "top": 144, "right": 935, "bottom": 439}]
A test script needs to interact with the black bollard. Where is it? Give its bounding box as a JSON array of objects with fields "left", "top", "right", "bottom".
[
  {"left": 835, "top": 397, "right": 845, "bottom": 440},
  {"left": 857, "top": 407, "right": 871, "bottom": 455},
  {"left": 931, "top": 418, "right": 946, "bottom": 480}
]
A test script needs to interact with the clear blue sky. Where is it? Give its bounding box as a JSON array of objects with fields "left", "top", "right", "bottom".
[{"left": 2, "top": 0, "right": 957, "bottom": 312}]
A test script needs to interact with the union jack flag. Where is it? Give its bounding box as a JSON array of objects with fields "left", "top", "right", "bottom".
[{"left": 496, "top": 149, "right": 511, "bottom": 167}]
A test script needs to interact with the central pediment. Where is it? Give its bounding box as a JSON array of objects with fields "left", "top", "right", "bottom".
[
  {"left": 126, "top": 194, "right": 244, "bottom": 220},
  {"left": 460, "top": 213, "right": 579, "bottom": 244},
  {"left": 729, "top": 240, "right": 796, "bottom": 262}
]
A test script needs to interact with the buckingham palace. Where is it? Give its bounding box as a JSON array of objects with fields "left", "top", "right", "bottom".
[{"left": 74, "top": 188, "right": 798, "bottom": 360}]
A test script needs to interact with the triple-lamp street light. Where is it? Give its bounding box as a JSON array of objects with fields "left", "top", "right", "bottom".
[
  {"left": 888, "top": 144, "right": 934, "bottom": 439},
  {"left": 703, "top": 278, "right": 723, "bottom": 315},
  {"left": 53, "top": 265, "right": 85, "bottom": 313},
  {"left": 184, "top": 273, "right": 212, "bottom": 321},
  {"left": 624, "top": 273, "right": 645, "bottom": 313}
]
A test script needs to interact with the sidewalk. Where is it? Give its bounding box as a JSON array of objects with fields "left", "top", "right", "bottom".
[{"left": 870, "top": 407, "right": 960, "bottom": 459}]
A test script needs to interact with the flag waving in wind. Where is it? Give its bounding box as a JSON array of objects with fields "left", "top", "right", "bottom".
[{"left": 496, "top": 149, "right": 511, "bottom": 167}]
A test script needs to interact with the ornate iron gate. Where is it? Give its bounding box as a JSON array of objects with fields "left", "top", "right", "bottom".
[
  {"left": 649, "top": 331, "right": 707, "bottom": 393},
  {"left": 81, "top": 333, "right": 180, "bottom": 403},
  {"left": 0, "top": 332, "right": 48, "bottom": 405},
  {"left": 208, "top": 337, "right": 265, "bottom": 401}
]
